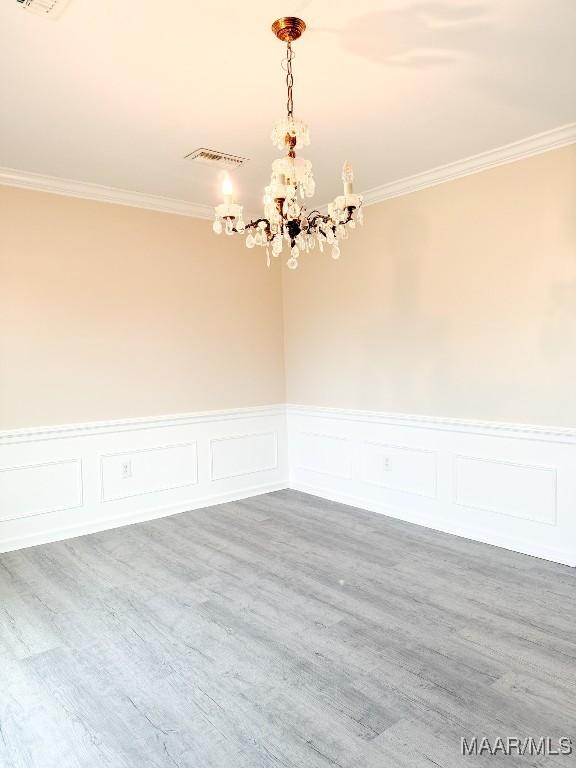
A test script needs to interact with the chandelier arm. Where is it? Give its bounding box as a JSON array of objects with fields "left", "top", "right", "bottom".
[
  {"left": 308, "top": 207, "right": 356, "bottom": 229},
  {"left": 308, "top": 213, "right": 334, "bottom": 229},
  {"left": 231, "top": 217, "right": 274, "bottom": 240},
  {"left": 243, "top": 218, "right": 271, "bottom": 231}
]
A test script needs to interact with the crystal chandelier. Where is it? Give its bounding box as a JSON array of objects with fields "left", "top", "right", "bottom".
[{"left": 213, "top": 17, "right": 363, "bottom": 269}]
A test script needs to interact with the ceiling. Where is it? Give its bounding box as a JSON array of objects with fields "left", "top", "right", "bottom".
[{"left": 1, "top": 0, "right": 575, "bottom": 217}]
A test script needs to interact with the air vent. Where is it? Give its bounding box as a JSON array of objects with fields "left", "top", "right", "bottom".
[
  {"left": 184, "top": 148, "right": 248, "bottom": 169},
  {"left": 16, "top": 0, "right": 71, "bottom": 17}
]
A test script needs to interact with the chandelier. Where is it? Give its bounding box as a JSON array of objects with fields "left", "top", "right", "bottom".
[{"left": 212, "top": 17, "right": 363, "bottom": 269}]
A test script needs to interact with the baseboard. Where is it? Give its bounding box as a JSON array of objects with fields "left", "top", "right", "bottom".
[
  {"left": 0, "top": 481, "right": 287, "bottom": 554},
  {"left": 290, "top": 481, "right": 576, "bottom": 568}
]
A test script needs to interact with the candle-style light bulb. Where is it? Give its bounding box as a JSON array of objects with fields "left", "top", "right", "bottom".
[
  {"left": 342, "top": 160, "right": 354, "bottom": 195},
  {"left": 222, "top": 176, "right": 233, "bottom": 205}
]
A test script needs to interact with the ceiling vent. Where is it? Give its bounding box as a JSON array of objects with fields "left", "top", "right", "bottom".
[
  {"left": 16, "top": 0, "right": 71, "bottom": 17},
  {"left": 184, "top": 149, "right": 248, "bottom": 169}
]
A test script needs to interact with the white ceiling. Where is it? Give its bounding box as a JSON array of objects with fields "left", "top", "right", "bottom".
[{"left": 1, "top": 0, "right": 575, "bottom": 217}]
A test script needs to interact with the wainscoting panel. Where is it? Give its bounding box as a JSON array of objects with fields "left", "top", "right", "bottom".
[
  {"left": 453, "top": 455, "right": 557, "bottom": 525},
  {"left": 0, "top": 406, "right": 288, "bottom": 552},
  {"left": 295, "top": 432, "right": 353, "bottom": 479},
  {"left": 288, "top": 406, "right": 576, "bottom": 566},
  {"left": 101, "top": 442, "right": 198, "bottom": 502},
  {"left": 211, "top": 432, "right": 278, "bottom": 481},
  {"left": 360, "top": 442, "right": 438, "bottom": 499},
  {"left": 0, "top": 459, "right": 83, "bottom": 523}
]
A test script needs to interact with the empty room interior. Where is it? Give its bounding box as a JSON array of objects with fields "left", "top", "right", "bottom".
[{"left": 1, "top": 1, "right": 576, "bottom": 766}]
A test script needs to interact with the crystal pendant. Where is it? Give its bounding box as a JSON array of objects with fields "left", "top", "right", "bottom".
[
  {"left": 246, "top": 233, "right": 255, "bottom": 248},
  {"left": 212, "top": 219, "right": 222, "bottom": 234},
  {"left": 331, "top": 244, "right": 341, "bottom": 260},
  {"left": 286, "top": 257, "right": 299, "bottom": 270}
]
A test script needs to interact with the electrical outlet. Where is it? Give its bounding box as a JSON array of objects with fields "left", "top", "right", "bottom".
[
  {"left": 121, "top": 460, "right": 132, "bottom": 479},
  {"left": 383, "top": 456, "right": 391, "bottom": 472}
]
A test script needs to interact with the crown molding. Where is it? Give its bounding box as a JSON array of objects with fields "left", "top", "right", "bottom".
[
  {"left": 0, "top": 167, "right": 213, "bottom": 219},
  {"left": 361, "top": 123, "right": 576, "bottom": 207},
  {"left": 2, "top": 123, "right": 575, "bottom": 217}
]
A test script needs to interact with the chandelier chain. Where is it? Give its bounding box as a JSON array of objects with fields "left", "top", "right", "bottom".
[{"left": 286, "top": 42, "right": 294, "bottom": 118}]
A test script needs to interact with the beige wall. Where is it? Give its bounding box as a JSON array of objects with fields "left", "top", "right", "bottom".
[
  {"left": 0, "top": 187, "right": 285, "bottom": 429},
  {"left": 283, "top": 145, "right": 576, "bottom": 427},
  {"left": 2, "top": 145, "right": 575, "bottom": 431}
]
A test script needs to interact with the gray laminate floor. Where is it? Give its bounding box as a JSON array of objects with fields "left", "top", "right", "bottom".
[{"left": 0, "top": 490, "right": 575, "bottom": 767}]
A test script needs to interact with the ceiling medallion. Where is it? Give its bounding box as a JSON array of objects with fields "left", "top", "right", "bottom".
[{"left": 213, "top": 17, "right": 363, "bottom": 269}]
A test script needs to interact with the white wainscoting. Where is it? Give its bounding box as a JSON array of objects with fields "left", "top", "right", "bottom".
[
  {"left": 2, "top": 404, "right": 576, "bottom": 566},
  {"left": 287, "top": 405, "right": 576, "bottom": 567},
  {"left": 0, "top": 406, "right": 288, "bottom": 553}
]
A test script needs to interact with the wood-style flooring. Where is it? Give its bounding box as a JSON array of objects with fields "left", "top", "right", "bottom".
[{"left": 0, "top": 489, "right": 575, "bottom": 767}]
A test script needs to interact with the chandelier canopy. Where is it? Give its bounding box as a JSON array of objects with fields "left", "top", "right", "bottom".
[{"left": 213, "top": 17, "right": 363, "bottom": 269}]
